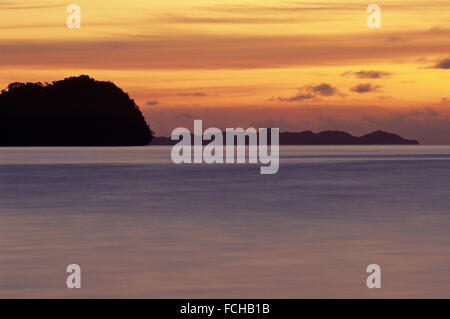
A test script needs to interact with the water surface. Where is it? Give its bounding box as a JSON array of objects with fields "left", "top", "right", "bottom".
[{"left": 1, "top": 146, "right": 449, "bottom": 298}]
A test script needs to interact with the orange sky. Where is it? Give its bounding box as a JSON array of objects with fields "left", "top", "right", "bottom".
[{"left": 0, "top": 0, "right": 449, "bottom": 143}]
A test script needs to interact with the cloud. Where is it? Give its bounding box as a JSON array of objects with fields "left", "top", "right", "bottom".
[
  {"left": 157, "top": 15, "right": 303, "bottom": 24},
  {"left": 151, "top": 2, "right": 364, "bottom": 28},
  {"left": 341, "top": 70, "right": 391, "bottom": 79},
  {"left": 179, "top": 112, "right": 194, "bottom": 119},
  {"left": 350, "top": 83, "right": 382, "bottom": 93},
  {"left": 0, "top": 1, "right": 63, "bottom": 10},
  {"left": 274, "top": 93, "right": 315, "bottom": 102},
  {"left": 409, "top": 107, "right": 439, "bottom": 117},
  {"left": 177, "top": 92, "right": 207, "bottom": 97},
  {"left": 195, "top": 2, "right": 449, "bottom": 15},
  {"left": 1, "top": 28, "right": 449, "bottom": 70},
  {"left": 310, "top": 83, "right": 336, "bottom": 96},
  {"left": 249, "top": 119, "right": 303, "bottom": 131},
  {"left": 433, "top": 57, "right": 450, "bottom": 69},
  {"left": 274, "top": 83, "right": 338, "bottom": 102},
  {"left": 145, "top": 100, "right": 159, "bottom": 106}
]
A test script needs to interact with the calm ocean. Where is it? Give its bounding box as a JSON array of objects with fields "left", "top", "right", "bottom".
[{"left": 1, "top": 146, "right": 449, "bottom": 298}]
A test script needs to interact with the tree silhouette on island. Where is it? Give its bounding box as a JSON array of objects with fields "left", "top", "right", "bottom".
[{"left": 0, "top": 75, "right": 152, "bottom": 146}]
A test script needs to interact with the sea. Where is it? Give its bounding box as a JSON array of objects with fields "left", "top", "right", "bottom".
[{"left": 1, "top": 145, "right": 449, "bottom": 298}]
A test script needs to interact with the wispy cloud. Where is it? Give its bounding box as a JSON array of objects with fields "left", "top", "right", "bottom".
[
  {"left": 1, "top": 28, "right": 448, "bottom": 70},
  {"left": 433, "top": 57, "right": 450, "bottom": 69},
  {"left": 177, "top": 92, "right": 208, "bottom": 97},
  {"left": 350, "top": 83, "right": 383, "bottom": 93},
  {"left": 0, "top": 1, "right": 63, "bottom": 10},
  {"left": 145, "top": 100, "right": 159, "bottom": 106},
  {"left": 272, "top": 83, "right": 338, "bottom": 102},
  {"left": 194, "top": 1, "right": 448, "bottom": 15},
  {"left": 156, "top": 15, "right": 303, "bottom": 24},
  {"left": 341, "top": 70, "right": 392, "bottom": 79},
  {"left": 409, "top": 107, "right": 439, "bottom": 117}
]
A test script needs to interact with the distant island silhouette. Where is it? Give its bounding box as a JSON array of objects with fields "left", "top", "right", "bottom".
[
  {"left": 0, "top": 75, "right": 152, "bottom": 146},
  {"left": 152, "top": 130, "right": 419, "bottom": 145}
]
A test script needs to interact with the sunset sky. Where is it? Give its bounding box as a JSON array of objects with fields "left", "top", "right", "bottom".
[{"left": 0, "top": 0, "right": 449, "bottom": 143}]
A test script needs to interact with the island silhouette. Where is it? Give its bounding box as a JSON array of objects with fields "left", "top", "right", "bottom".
[
  {"left": 0, "top": 75, "right": 152, "bottom": 146},
  {"left": 0, "top": 75, "right": 418, "bottom": 146},
  {"left": 152, "top": 130, "right": 419, "bottom": 145}
]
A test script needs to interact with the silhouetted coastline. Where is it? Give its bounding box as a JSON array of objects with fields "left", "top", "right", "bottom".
[
  {"left": 0, "top": 75, "right": 153, "bottom": 146},
  {"left": 152, "top": 130, "right": 419, "bottom": 145}
]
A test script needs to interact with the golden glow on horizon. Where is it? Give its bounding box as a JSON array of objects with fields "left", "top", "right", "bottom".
[{"left": 0, "top": 0, "right": 449, "bottom": 139}]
